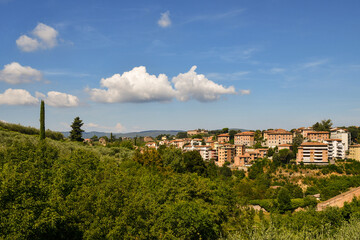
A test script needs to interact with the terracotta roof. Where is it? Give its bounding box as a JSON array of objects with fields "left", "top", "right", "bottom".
[
  {"left": 307, "top": 131, "right": 329, "bottom": 134},
  {"left": 235, "top": 131, "right": 255, "bottom": 136},
  {"left": 218, "top": 133, "right": 230, "bottom": 137},
  {"left": 301, "top": 142, "right": 328, "bottom": 146},
  {"left": 278, "top": 144, "right": 292, "bottom": 147},
  {"left": 324, "top": 139, "right": 342, "bottom": 141},
  {"left": 265, "top": 129, "right": 292, "bottom": 135}
]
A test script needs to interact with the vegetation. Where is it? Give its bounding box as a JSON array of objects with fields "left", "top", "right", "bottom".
[
  {"left": 40, "top": 100, "right": 45, "bottom": 140},
  {"left": 312, "top": 119, "right": 333, "bottom": 131},
  {"left": 2, "top": 124, "right": 360, "bottom": 239},
  {"left": 70, "top": 117, "right": 84, "bottom": 142}
]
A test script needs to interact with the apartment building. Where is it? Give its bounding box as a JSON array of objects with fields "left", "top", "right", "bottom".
[
  {"left": 296, "top": 142, "right": 329, "bottom": 165},
  {"left": 263, "top": 129, "right": 293, "bottom": 148},
  {"left": 297, "top": 127, "right": 313, "bottom": 138},
  {"left": 306, "top": 131, "right": 329, "bottom": 142},
  {"left": 349, "top": 145, "right": 360, "bottom": 161},
  {"left": 169, "top": 139, "right": 188, "bottom": 148},
  {"left": 234, "top": 131, "right": 255, "bottom": 146},
  {"left": 183, "top": 145, "right": 212, "bottom": 161},
  {"left": 217, "top": 144, "right": 235, "bottom": 167},
  {"left": 217, "top": 133, "right": 230, "bottom": 143},
  {"left": 324, "top": 139, "right": 345, "bottom": 160},
  {"left": 330, "top": 128, "right": 351, "bottom": 151},
  {"left": 145, "top": 142, "right": 157, "bottom": 149},
  {"left": 233, "top": 148, "right": 267, "bottom": 168},
  {"left": 235, "top": 144, "right": 245, "bottom": 156}
]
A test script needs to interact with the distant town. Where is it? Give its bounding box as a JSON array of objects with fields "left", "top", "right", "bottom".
[{"left": 83, "top": 120, "right": 360, "bottom": 170}]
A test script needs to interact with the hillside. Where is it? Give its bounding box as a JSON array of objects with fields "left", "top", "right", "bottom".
[{"left": 61, "top": 130, "right": 185, "bottom": 138}]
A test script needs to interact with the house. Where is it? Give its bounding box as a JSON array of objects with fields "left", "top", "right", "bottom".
[
  {"left": 349, "top": 145, "right": 360, "bottom": 161},
  {"left": 263, "top": 129, "right": 293, "bottom": 148},
  {"left": 234, "top": 131, "right": 255, "bottom": 146},
  {"left": 217, "top": 133, "right": 230, "bottom": 143},
  {"left": 169, "top": 139, "right": 188, "bottom": 148},
  {"left": 145, "top": 142, "right": 157, "bottom": 149},
  {"left": 99, "top": 137, "right": 107, "bottom": 146},
  {"left": 143, "top": 136, "right": 154, "bottom": 142},
  {"left": 183, "top": 145, "right": 213, "bottom": 161},
  {"left": 278, "top": 144, "right": 292, "bottom": 151},
  {"left": 187, "top": 129, "right": 208, "bottom": 136},
  {"left": 296, "top": 142, "right": 329, "bottom": 165}
]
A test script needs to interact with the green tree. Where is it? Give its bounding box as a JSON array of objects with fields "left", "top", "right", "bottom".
[
  {"left": 292, "top": 133, "right": 304, "bottom": 154},
  {"left": 313, "top": 119, "right": 333, "bottom": 131},
  {"left": 69, "top": 117, "right": 84, "bottom": 141},
  {"left": 277, "top": 187, "right": 292, "bottom": 213},
  {"left": 39, "top": 100, "right": 45, "bottom": 140},
  {"left": 176, "top": 131, "right": 188, "bottom": 139}
]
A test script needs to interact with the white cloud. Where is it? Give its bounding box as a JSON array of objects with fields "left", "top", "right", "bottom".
[
  {"left": 88, "top": 66, "right": 176, "bottom": 103},
  {"left": 206, "top": 71, "right": 250, "bottom": 81},
  {"left": 240, "top": 89, "right": 251, "bottom": 95},
  {"left": 172, "top": 66, "right": 236, "bottom": 102},
  {"left": 16, "top": 23, "right": 59, "bottom": 52},
  {"left": 36, "top": 91, "right": 79, "bottom": 107},
  {"left": 270, "top": 68, "right": 285, "bottom": 74},
  {"left": 302, "top": 59, "right": 328, "bottom": 69},
  {"left": 0, "top": 88, "right": 39, "bottom": 105},
  {"left": 0, "top": 62, "right": 43, "bottom": 84},
  {"left": 158, "top": 11, "right": 171, "bottom": 28}
]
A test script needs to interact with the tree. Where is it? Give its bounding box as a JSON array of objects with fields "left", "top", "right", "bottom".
[
  {"left": 39, "top": 100, "right": 45, "bottom": 140},
  {"left": 292, "top": 133, "right": 304, "bottom": 154},
  {"left": 70, "top": 117, "right": 84, "bottom": 141},
  {"left": 176, "top": 131, "right": 188, "bottom": 139},
  {"left": 277, "top": 187, "right": 292, "bottom": 213},
  {"left": 313, "top": 119, "right": 333, "bottom": 131}
]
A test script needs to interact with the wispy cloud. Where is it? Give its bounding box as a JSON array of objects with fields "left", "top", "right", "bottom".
[
  {"left": 206, "top": 71, "right": 250, "bottom": 81},
  {"left": 240, "top": 89, "right": 251, "bottom": 95},
  {"left": 269, "top": 68, "right": 286, "bottom": 74},
  {"left": 185, "top": 9, "right": 245, "bottom": 23},
  {"left": 84, "top": 122, "right": 126, "bottom": 133},
  {"left": 43, "top": 70, "right": 91, "bottom": 77},
  {"left": 301, "top": 59, "right": 328, "bottom": 69}
]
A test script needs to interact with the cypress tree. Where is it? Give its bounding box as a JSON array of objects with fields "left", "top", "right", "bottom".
[{"left": 40, "top": 100, "right": 45, "bottom": 140}]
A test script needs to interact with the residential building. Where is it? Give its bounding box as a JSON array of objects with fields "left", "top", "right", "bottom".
[
  {"left": 278, "top": 144, "right": 292, "bottom": 151},
  {"left": 263, "top": 129, "right": 293, "bottom": 148},
  {"left": 183, "top": 145, "right": 212, "bottom": 161},
  {"left": 235, "top": 145, "right": 245, "bottom": 156},
  {"left": 330, "top": 128, "right": 351, "bottom": 151},
  {"left": 324, "top": 139, "right": 345, "bottom": 161},
  {"left": 217, "top": 133, "right": 230, "bottom": 143},
  {"left": 217, "top": 144, "right": 235, "bottom": 167},
  {"left": 234, "top": 131, "right": 255, "bottom": 146},
  {"left": 296, "top": 142, "right": 329, "bottom": 165},
  {"left": 349, "top": 145, "right": 360, "bottom": 161},
  {"left": 187, "top": 129, "right": 208, "bottom": 136},
  {"left": 169, "top": 139, "right": 188, "bottom": 148},
  {"left": 306, "top": 131, "right": 329, "bottom": 142},
  {"left": 297, "top": 127, "right": 313, "bottom": 138},
  {"left": 145, "top": 142, "right": 157, "bottom": 149},
  {"left": 143, "top": 136, "right": 153, "bottom": 142}
]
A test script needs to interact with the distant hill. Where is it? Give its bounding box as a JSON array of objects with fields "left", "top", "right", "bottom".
[{"left": 62, "top": 130, "right": 185, "bottom": 139}]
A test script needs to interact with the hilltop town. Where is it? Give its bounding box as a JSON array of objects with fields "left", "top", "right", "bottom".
[{"left": 83, "top": 120, "right": 360, "bottom": 170}]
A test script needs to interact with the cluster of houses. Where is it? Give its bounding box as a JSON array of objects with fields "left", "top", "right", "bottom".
[{"left": 144, "top": 127, "right": 360, "bottom": 169}]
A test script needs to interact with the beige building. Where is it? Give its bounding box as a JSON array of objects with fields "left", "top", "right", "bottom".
[
  {"left": 278, "top": 144, "right": 292, "bottom": 151},
  {"left": 296, "top": 142, "right": 329, "bottom": 165},
  {"left": 263, "top": 129, "right": 293, "bottom": 148},
  {"left": 306, "top": 131, "right": 329, "bottom": 142},
  {"left": 297, "top": 127, "right": 313, "bottom": 138},
  {"left": 234, "top": 131, "right": 255, "bottom": 146},
  {"left": 217, "top": 133, "right": 230, "bottom": 143},
  {"left": 217, "top": 144, "right": 235, "bottom": 167},
  {"left": 349, "top": 145, "right": 360, "bottom": 161},
  {"left": 331, "top": 128, "right": 351, "bottom": 151}
]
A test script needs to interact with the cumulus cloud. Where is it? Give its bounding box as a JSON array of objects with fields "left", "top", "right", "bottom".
[
  {"left": 36, "top": 91, "right": 79, "bottom": 107},
  {"left": 0, "top": 62, "right": 43, "bottom": 84},
  {"left": 16, "top": 23, "right": 59, "bottom": 52},
  {"left": 158, "top": 11, "right": 171, "bottom": 28},
  {"left": 88, "top": 66, "right": 176, "bottom": 103},
  {"left": 240, "top": 89, "right": 251, "bottom": 95},
  {"left": 0, "top": 88, "right": 39, "bottom": 105},
  {"left": 172, "top": 66, "right": 236, "bottom": 102}
]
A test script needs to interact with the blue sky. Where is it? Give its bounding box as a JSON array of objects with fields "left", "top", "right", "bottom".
[{"left": 0, "top": 0, "right": 359, "bottom": 132}]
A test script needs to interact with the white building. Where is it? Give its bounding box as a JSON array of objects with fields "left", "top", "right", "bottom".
[
  {"left": 330, "top": 128, "right": 351, "bottom": 151},
  {"left": 324, "top": 139, "right": 345, "bottom": 161}
]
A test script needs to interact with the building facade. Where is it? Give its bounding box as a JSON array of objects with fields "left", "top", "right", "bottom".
[
  {"left": 296, "top": 142, "right": 328, "bottom": 165},
  {"left": 330, "top": 128, "right": 351, "bottom": 151},
  {"left": 306, "top": 131, "right": 329, "bottom": 142},
  {"left": 324, "top": 139, "right": 345, "bottom": 160},
  {"left": 263, "top": 129, "right": 293, "bottom": 148},
  {"left": 349, "top": 145, "right": 360, "bottom": 161},
  {"left": 234, "top": 131, "right": 255, "bottom": 146}
]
